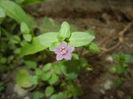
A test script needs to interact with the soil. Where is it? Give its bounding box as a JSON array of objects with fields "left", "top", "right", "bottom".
[{"left": 1, "top": 0, "right": 133, "bottom": 99}]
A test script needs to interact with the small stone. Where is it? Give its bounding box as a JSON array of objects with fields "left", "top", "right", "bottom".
[
  {"left": 103, "top": 80, "right": 113, "bottom": 90},
  {"left": 24, "top": 96, "right": 30, "bottom": 99},
  {"left": 14, "top": 84, "right": 28, "bottom": 97},
  {"left": 106, "top": 55, "right": 113, "bottom": 62},
  {"left": 100, "top": 89, "right": 105, "bottom": 94}
]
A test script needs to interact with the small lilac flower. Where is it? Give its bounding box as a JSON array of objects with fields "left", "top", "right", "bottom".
[{"left": 54, "top": 41, "right": 75, "bottom": 61}]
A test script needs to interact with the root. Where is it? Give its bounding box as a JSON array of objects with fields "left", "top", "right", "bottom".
[{"left": 99, "top": 22, "right": 132, "bottom": 55}]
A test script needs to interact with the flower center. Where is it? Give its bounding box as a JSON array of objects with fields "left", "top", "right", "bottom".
[{"left": 60, "top": 47, "right": 67, "bottom": 55}]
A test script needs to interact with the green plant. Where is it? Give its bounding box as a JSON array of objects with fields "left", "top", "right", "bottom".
[
  {"left": 109, "top": 52, "right": 133, "bottom": 86},
  {"left": 0, "top": 0, "right": 36, "bottom": 73},
  {"left": 0, "top": 82, "right": 5, "bottom": 92},
  {"left": 16, "top": 21, "right": 98, "bottom": 98},
  {"left": 15, "top": 0, "right": 48, "bottom": 6},
  {"left": 33, "top": 91, "right": 44, "bottom": 99},
  {"left": 0, "top": 0, "right": 100, "bottom": 98}
]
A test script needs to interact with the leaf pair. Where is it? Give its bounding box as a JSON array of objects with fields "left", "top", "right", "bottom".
[
  {"left": 21, "top": 21, "right": 95, "bottom": 56},
  {"left": 42, "top": 63, "right": 59, "bottom": 85},
  {"left": 58, "top": 21, "right": 95, "bottom": 47}
]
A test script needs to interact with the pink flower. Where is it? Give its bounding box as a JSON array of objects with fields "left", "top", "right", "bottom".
[{"left": 54, "top": 41, "right": 75, "bottom": 61}]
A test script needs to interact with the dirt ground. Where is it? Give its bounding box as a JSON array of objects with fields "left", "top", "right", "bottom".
[{"left": 1, "top": 0, "right": 133, "bottom": 99}]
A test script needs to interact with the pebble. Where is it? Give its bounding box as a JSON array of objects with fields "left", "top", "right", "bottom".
[
  {"left": 24, "top": 96, "right": 30, "bottom": 99},
  {"left": 14, "top": 84, "right": 28, "bottom": 97}
]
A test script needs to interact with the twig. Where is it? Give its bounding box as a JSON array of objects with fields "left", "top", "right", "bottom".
[
  {"left": 118, "top": 22, "right": 133, "bottom": 43},
  {"left": 100, "top": 22, "right": 132, "bottom": 55},
  {"left": 99, "top": 29, "right": 115, "bottom": 46},
  {"left": 125, "top": 43, "right": 133, "bottom": 48}
]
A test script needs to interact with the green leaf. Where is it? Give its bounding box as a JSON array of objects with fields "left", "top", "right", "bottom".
[
  {"left": 115, "top": 66, "right": 129, "bottom": 75},
  {"left": 0, "top": 8, "right": 5, "bottom": 18},
  {"left": 23, "top": 34, "right": 32, "bottom": 42},
  {"left": 88, "top": 43, "right": 100, "bottom": 54},
  {"left": 50, "top": 94, "right": 57, "bottom": 99},
  {"left": 115, "top": 77, "right": 125, "bottom": 87},
  {"left": 38, "top": 32, "right": 58, "bottom": 47},
  {"left": 33, "top": 91, "right": 44, "bottom": 99},
  {"left": 50, "top": 93, "right": 66, "bottom": 99},
  {"left": 35, "top": 69, "right": 43, "bottom": 78},
  {"left": 20, "top": 32, "right": 58, "bottom": 56},
  {"left": 55, "top": 92, "right": 66, "bottom": 99},
  {"left": 72, "top": 53, "right": 79, "bottom": 60},
  {"left": 18, "top": 0, "right": 48, "bottom": 6},
  {"left": 109, "top": 67, "right": 116, "bottom": 73},
  {"left": 69, "top": 32, "right": 95, "bottom": 47},
  {"left": 30, "top": 76, "right": 38, "bottom": 85},
  {"left": 53, "top": 65, "right": 62, "bottom": 74},
  {"left": 0, "top": 82, "right": 5, "bottom": 92},
  {"left": 21, "top": 22, "right": 32, "bottom": 41},
  {"left": 49, "top": 42, "right": 60, "bottom": 51},
  {"left": 45, "top": 86, "right": 54, "bottom": 97},
  {"left": 0, "top": 0, "right": 35, "bottom": 28},
  {"left": 25, "top": 60, "right": 37, "bottom": 69},
  {"left": 10, "top": 35, "right": 21, "bottom": 44},
  {"left": 65, "top": 84, "right": 83, "bottom": 97},
  {"left": 41, "top": 72, "right": 52, "bottom": 81},
  {"left": 49, "top": 74, "right": 59, "bottom": 85},
  {"left": 21, "top": 32, "right": 58, "bottom": 56},
  {"left": 43, "top": 63, "right": 52, "bottom": 72},
  {"left": 40, "top": 17, "right": 60, "bottom": 33},
  {"left": 0, "top": 57, "right": 7, "bottom": 64},
  {"left": 20, "top": 37, "right": 47, "bottom": 56},
  {"left": 16, "top": 69, "right": 32, "bottom": 88},
  {"left": 20, "top": 22, "right": 30, "bottom": 34},
  {"left": 62, "top": 60, "right": 83, "bottom": 76},
  {"left": 15, "top": 0, "right": 25, "bottom": 4},
  {"left": 113, "top": 52, "right": 133, "bottom": 67},
  {"left": 58, "top": 21, "right": 71, "bottom": 41},
  {"left": 125, "top": 54, "right": 133, "bottom": 63},
  {"left": 60, "top": 59, "right": 87, "bottom": 79},
  {"left": 86, "top": 67, "right": 93, "bottom": 71},
  {"left": 66, "top": 73, "right": 77, "bottom": 80}
]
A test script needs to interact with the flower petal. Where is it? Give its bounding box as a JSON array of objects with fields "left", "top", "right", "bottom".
[
  {"left": 67, "top": 46, "right": 75, "bottom": 52},
  {"left": 56, "top": 54, "right": 63, "bottom": 61},
  {"left": 54, "top": 47, "right": 60, "bottom": 54},
  {"left": 61, "top": 41, "right": 67, "bottom": 48},
  {"left": 64, "top": 53, "right": 72, "bottom": 60}
]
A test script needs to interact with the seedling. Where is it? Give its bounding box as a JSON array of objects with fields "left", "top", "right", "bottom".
[{"left": 109, "top": 52, "right": 133, "bottom": 86}]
